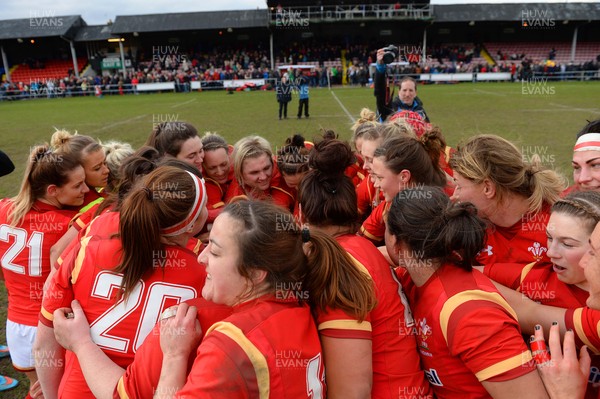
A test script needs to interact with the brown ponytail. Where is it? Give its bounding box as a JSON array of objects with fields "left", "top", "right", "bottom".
[
  {"left": 222, "top": 201, "right": 376, "bottom": 321},
  {"left": 303, "top": 229, "right": 376, "bottom": 321},
  {"left": 117, "top": 166, "right": 200, "bottom": 299}
]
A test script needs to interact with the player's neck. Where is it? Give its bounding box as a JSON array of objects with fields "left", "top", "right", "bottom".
[{"left": 488, "top": 193, "right": 531, "bottom": 228}]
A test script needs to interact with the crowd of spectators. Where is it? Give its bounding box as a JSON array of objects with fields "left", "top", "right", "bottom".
[{"left": 1, "top": 41, "right": 599, "bottom": 100}]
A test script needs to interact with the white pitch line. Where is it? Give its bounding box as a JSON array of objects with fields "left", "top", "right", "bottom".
[
  {"left": 472, "top": 88, "right": 507, "bottom": 97},
  {"left": 550, "top": 103, "right": 600, "bottom": 114},
  {"left": 171, "top": 99, "right": 197, "bottom": 108},
  {"left": 330, "top": 90, "right": 355, "bottom": 123},
  {"left": 88, "top": 114, "right": 148, "bottom": 134}
]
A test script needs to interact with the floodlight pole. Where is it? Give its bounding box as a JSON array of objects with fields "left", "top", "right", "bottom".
[
  {"left": 119, "top": 39, "right": 127, "bottom": 77},
  {"left": 422, "top": 28, "right": 427, "bottom": 67},
  {"left": 69, "top": 40, "right": 80, "bottom": 79},
  {"left": 270, "top": 33, "right": 274, "bottom": 71},
  {"left": 1, "top": 46, "right": 10, "bottom": 83},
  {"left": 570, "top": 26, "right": 578, "bottom": 64}
]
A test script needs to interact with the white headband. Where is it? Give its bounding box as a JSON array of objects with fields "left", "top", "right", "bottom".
[
  {"left": 574, "top": 133, "right": 600, "bottom": 152},
  {"left": 161, "top": 171, "right": 207, "bottom": 237}
]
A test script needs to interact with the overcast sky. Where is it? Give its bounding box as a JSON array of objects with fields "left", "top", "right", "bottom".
[{"left": 1, "top": 0, "right": 596, "bottom": 25}]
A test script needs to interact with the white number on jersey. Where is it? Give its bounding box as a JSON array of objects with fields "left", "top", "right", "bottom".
[
  {"left": 0, "top": 224, "right": 43, "bottom": 276},
  {"left": 90, "top": 271, "right": 196, "bottom": 353}
]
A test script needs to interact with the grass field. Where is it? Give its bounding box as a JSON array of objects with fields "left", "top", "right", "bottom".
[{"left": 0, "top": 81, "right": 599, "bottom": 396}]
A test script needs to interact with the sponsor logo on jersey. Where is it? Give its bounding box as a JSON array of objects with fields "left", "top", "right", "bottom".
[{"left": 424, "top": 368, "right": 444, "bottom": 386}]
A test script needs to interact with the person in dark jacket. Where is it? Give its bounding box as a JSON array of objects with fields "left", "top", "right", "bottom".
[
  {"left": 373, "top": 47, "right": 429, "bottom": 122},
  {"left": 276, "top": 73, "right": 292, "bottom": 119}
]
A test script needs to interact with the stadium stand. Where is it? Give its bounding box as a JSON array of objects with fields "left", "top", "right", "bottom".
[{"left": 0, "top": 2, "right": 599, "bottom": 100}]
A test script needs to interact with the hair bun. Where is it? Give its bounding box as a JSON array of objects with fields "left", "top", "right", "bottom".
[{"left": 309, "top": 138, "right": 353, "bottom": 177}]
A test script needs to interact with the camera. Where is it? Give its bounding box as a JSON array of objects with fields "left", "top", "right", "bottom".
[{"left": 382, "top": 45, "right": 399, "bottom": 64}]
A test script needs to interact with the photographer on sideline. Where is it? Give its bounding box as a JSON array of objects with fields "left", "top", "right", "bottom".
[{"left": 374, "top": 46, "right": 429, "bottom": 122}]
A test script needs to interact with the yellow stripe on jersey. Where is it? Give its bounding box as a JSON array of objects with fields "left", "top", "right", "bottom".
[
  {"left": 40, "top": 306, "right": 54, "bottom": 321},
  {"left": 439, "top": 290, "right": 518, "bottom": 344},
  {"left": 191, "top": 239, "right": 203, "bottom": 255},
  {"left": 318, "top": 320, "right": 372, "bottom": 332},
  {"left": 517, "top": 262, "right": 537, "bottom": 291},
  {"left": 206, "top": 321, "right": 270, "bottom": 399},
  {"left": 475, "top": 352, "right": 532, "bottom": 381},
  {"left": 212, "top": 201, "right": 225, "bottom": 209},
  {"left": 71, "top": 235, "right": 92, "bottom": 284},
  {"left": 572, "top": 308, "right": 600, "bottom": 355},
  {"left": 116, "top": 377, "right": 130, "bottom": 399},
  {"left": 270, "top": 186, "right": 294, "bottom": 200},
  {"left": 360, "top": 226, "right": 382, "bottom": 242},
  {"left": 345, "top": 253, "right": 372, "bottom": 278}
]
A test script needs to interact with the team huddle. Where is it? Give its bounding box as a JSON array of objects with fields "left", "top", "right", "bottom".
[{"left": 1, "top": 97, "right": 600, "bottom": 399}]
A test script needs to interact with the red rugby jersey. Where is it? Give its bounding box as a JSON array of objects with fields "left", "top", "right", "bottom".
[
  {"left": 114, "top": 297, "right": 233, "bottom": 399},
  {"left": 316, "top": 234, "right": 431, "bottom": 399},
  {"left": 407, "top": 263, "right": 535, "bottom": 398},
  {"left": 484, "top": 261, "right": 588, "bottom": 308},
  {"left": 360, "top": 201, "right": 389, "bottom": 243},
  {"left": 41, "top": 211, "right": 207, "bottom": 398},
  {"left": 0, "top": 199, "right": 76, "bottom": 326},
  {"left": 175, "top": 295, "right": 325, "bottom": 398},
  {"left": 476, "top": 205, "right": 552, "bottom": 267}
]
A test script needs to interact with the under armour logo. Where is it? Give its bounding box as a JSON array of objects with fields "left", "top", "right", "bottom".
[{"left": 481, "top": 245, "right": 493, "bottom": 256}]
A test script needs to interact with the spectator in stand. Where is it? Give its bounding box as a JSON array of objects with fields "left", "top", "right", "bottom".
[
  {"left": 276, "top": 73, "right": 292, "bottom": 120},
  {"left": 374, "top": 47, "right": 429, "bottom": 122}
]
